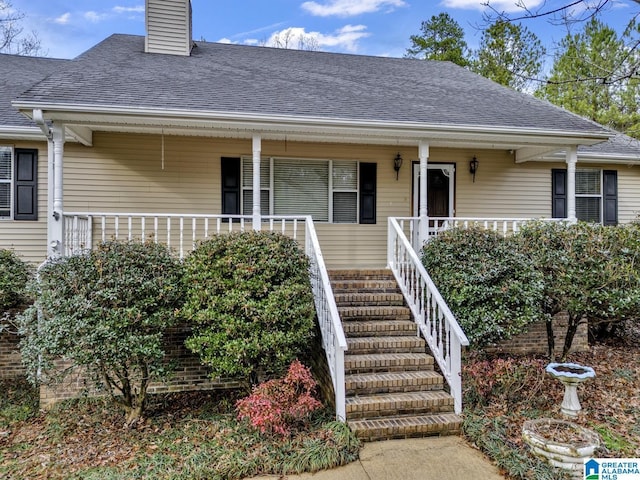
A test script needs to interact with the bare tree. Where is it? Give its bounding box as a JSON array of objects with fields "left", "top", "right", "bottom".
[
  {"left": 262, "top": 28, "right": 320, "bottom": 51},
  {"left": 1, "top": 0, "right": 44, "bottom": 56}
]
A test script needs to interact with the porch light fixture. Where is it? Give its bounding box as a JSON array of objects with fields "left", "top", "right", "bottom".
[
  {"left": 393, "top": 153, "right": 403, "bottom": 180},
  {"left": 469, "top": 156, "right": 479, "bottom": 183}
]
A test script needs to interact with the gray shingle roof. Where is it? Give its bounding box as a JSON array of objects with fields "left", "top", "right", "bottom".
[
  {"left": 578, "top": 131, "right": 640, "bottom": 159},
  {"left": 0, "top": 53, "right": 67, "bottom": 128},
  {"left": 14, "top": 34, "right": 608, "bottom": 135}
]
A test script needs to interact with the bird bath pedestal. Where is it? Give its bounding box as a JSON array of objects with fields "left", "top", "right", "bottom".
[{"left": 545, "top": 362, "right": 595, "bottom": 417}]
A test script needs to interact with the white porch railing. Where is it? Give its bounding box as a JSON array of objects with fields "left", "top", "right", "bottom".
[
  {"left": 394, "top": 216, "right": 560, "bottom": 253},
  {"left": 62, "top": 212, "right": 348, "bottom": 420},
  {"left": 388, "top": 217, "right": 470, "bottom": 414},
  {"left": 63, "top": 212, "right": 307, "bottom": 258},
  {"left": 305, "top": 220, "right": 348, "bottom": 421}
]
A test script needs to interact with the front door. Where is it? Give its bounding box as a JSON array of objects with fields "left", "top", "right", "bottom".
[{"left": 413, "top": 163, "right": 455, "bottom": 217}]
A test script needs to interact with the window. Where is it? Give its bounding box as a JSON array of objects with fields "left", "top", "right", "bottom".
[
  {"left": 551, "top": 168, "right": 617, "bottom": 225},
  {"left": 0, "top": 147, "right": 38, "bottom": 221},
  {"left": 222, "top": 157, "right": 376, "bottom": 224}
]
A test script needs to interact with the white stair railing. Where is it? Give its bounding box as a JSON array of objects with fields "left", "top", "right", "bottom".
[
  {"left": 388, "top": 217, "right": 470, "bottom": 414},
  {"left": 305, "top": 217, "right": 347, "bottom": 421}
]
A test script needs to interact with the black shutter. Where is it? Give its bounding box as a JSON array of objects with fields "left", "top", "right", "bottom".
[
  {"left": 551, "top": 169, "right": 567, "bottom": 219},
  {"left": 14, "top": 149, "right": 37, "bottom": 221},
  {"left": 603, "top": 170, "right": 618, "bottom": 226},
  {"left": 221, "top": 157, "right": 240, "bottom": 215},
  {"left": 359, "top": 162, "right": 376, "bottom": 224}
]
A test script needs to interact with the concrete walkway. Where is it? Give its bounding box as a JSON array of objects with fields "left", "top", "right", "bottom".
[{"left": 250, "top": 436, "right": 505, "bottom": 480}]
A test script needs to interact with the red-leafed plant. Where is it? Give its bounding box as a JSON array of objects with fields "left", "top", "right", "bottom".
[{"left": 236, "top": 360, "right": 322, "bottom": 437}]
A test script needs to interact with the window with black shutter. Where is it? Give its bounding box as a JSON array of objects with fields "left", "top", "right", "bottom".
[{"left": 14, "top": 149, "right": 38, "bottom": 221}]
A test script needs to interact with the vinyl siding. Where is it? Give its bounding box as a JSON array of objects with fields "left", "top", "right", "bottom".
[
  {"left": 7, "top": 132, "right": 640, "bottom": 268},
  {"left": 145, "top": 0, "right": 191, "bottom": 56},
  {"left": 0, "top": 140, "right": 48, "bottom": 264}
]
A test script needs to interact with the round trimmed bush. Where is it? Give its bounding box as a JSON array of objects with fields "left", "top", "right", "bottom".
[
  {"left": 182, "top": 231, "right": 316, "bottom": 386},
  {"left": 422, "top": 227, "right": 545, "bottom": 348}
]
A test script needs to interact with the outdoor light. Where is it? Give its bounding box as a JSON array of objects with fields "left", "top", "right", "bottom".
[
  {"left": 469, "top": 156, "right": 479, "bottom": 183},
  {"left": 393, "top": 153, "right": 403, "bottom": 180}
]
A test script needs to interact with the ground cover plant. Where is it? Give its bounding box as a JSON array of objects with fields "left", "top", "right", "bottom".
[
  {"left": 182, "top": 231, "right": 316, "bottom": 388},
  {"left": 0, "top": 379, "right": 360, "bottom": 479},
  {"left": 18, "top": 241, "right": 184, "bottom": 427},
  {"left": 462, "top": 341, "right": 640, "bottom": 479}
]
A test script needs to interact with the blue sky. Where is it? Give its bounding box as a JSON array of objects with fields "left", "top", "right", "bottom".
[{"left": 14, "top": 0, "right": 637, "bottom": 60}]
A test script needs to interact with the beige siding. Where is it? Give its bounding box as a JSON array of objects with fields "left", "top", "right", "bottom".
[
  {"left": 0, "top": 140, "right": 48, "bottom": 264},
  {"left": 145, "top": 0, "right": 191, "bottom": 56},
  {"left": 7, "top": 132, "right": 640, "bottom": 268}
]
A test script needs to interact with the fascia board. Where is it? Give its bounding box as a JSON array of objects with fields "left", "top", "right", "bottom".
[{"left": 14, "top": 101, "right": 612, "bottom": 146}]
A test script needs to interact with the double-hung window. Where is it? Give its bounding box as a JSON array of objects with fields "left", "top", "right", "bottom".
[
  {"left": 552, "top": 168, "right": 617, "bottom": 225},
  {"left": 222, "top": 157, "right": 376, "bottom": 224},
  {"left": 0, "top": 147, "right": 38, "bottom": 221}
]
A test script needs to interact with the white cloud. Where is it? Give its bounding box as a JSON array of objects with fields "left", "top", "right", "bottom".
[
  {"left": 265, "top": 24, "right": 370, "bottom": 52},
  {"left": 54, "top": 13, "right": 71, "bottom": 25},
  {"left": 301, "top": 0, "right": 406, "bottom": 17},
  {"left": 440, "top": 0, "right": 544, "bottom": 13},
  {"left": 217, "top": 37, "right": 234, "bottom": 44},
  {"left": 113, "top": 5, "right": 145, "bottom": 14},
  {"left": 84, "top": 11, "right": 108, "bottom": 22}
]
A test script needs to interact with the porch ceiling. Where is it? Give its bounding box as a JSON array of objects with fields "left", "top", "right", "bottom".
[{"left": 17, "top": 104, "right": 611, "bottom": 155}]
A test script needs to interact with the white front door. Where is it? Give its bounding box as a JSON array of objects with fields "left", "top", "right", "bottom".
[{"left": 413, "top": 163, "right": 455, "bottom": 217}]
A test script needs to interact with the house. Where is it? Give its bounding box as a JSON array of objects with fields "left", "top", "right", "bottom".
[{"left": 2, "top": 0, "right": 639, "bottom": 439}]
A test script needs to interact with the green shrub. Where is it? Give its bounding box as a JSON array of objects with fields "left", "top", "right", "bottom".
[
  {"left": 18, "top": 241, "right": 184, "bottom": 427},
  {"left": 182, "top": 232, "right": 315, "bottom": 387},
  {"left": 517, "top": 221, "right": 640, "bottom": 359},
  {"left": 421, "top": 227, "right": 545, "bottom": 348},
  {"left": 0, "top": 249, "right": 33, "bottom": 328}
]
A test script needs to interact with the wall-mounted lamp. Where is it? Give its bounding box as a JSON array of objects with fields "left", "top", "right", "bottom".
[
  {"left": 469, "top": 156, "right": 479, "bottom": 183},
  {"left": 393, "top": 153, "right": 403, "bottom": 180}
]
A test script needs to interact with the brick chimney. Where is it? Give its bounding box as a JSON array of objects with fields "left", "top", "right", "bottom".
[{"left": 145, "top": 0, "right": 193, "bottom": 56}]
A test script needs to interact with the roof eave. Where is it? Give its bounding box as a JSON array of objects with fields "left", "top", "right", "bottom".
[
  {"left": 14, "top": 101, "right": 613, "bottom": 148},
  {"left": 0, "top": 126, "right": 47, "bottom": 141}
]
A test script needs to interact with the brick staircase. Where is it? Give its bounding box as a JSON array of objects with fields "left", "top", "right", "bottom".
[{"left": 330, "top": 269, "right": 462, "bottom": 442}]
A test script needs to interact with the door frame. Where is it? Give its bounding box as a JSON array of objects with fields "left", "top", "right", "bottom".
[{"left": 412, "top": 162, "right": 455, "bottom": 217}]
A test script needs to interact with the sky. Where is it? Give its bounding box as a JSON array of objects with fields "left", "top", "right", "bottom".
[{"left": 12, "top": 0, "right": 638, "bottom": 60}]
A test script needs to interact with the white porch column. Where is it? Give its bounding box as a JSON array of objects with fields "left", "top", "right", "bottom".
[
  {"left": 566, "top": 146, "right": 577, "bottom": 222},
  {"left": 418, "top": 140, "right": 430, "bottom": 245},
  {"left": 252, "top": 134, "right": 262, "bottom": 231},
  {"left": 46, "top": 138, "right": 54, "bottom": 255},
  {"left": 50, "top": 124, "right": 65, "bottom": 257}
]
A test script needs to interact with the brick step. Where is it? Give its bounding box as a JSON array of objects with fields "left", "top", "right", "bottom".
[
  {"left": 329, "top": 269, "right": 394, "bottom": 281},
  {"left": 331, "top": 279, "right": 400, "bottom": 294},
  {"left": 339, "top": 306, "right": 411, "bottom": 321},
  {"left": 345, "top": 370, "right": 443, "bottom": 396},
  {"left": 343, "top": 320, "right": 416, "bottom": 338},
  {"left": 346, "top": 391, "right": 454, "bottom": 419},
  {"left": 348, "top": 413, "right": 462, "bottom": 442},
  {"left": 346, "top": 336, "right": 425, "bottom": 354},
  {"left": 345, "top": 353, "right": 434, "bottom": 374},
  {"left": 334, "top": 292, "right": 405, "bottom": 307}
]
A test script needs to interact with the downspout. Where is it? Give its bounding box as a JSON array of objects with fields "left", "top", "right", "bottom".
[{"left": 33, "top": 109, "right": 55, "bottom": 256}]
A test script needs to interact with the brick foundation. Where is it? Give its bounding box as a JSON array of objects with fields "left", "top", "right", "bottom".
[
  {"left": 0, "top": 328, "right": 25, "bottom": 379},
  {"left": 486, "top": 313, "right": 589, "bottom": 356},
  {"left": 39, "top": 324, "right": 242, "bottom": 407}
]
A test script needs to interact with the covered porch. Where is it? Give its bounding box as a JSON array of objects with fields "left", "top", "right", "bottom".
[{"left": 31, "top": 113, "right": 598, "bottom": 425}]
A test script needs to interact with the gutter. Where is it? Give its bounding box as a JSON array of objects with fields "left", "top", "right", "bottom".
[{"left": 13, "top": 101, "right": 613, "bottom": 146}]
